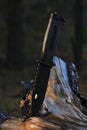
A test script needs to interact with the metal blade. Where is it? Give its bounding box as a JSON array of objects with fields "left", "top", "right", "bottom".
[{"left": 42, "top": 12, "right": 64, "bottom": 59}]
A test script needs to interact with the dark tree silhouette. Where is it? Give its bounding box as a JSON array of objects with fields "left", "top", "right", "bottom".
[
  {"left": 73, "top": 0, "right": 83, "bottom": 70},
  {"left": 5, "top": 0, "right": 24, "bottom": 68}
]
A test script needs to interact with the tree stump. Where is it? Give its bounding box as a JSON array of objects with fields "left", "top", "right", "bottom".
[{"left": 0, "top": 56, "right": 87, "bottom": 130}]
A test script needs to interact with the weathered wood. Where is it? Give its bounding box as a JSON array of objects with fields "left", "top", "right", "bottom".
[
  {"left": 1, "top": 115, "right": 87, "bottom": 130},
  {"left": 1, "top": 117, "right": 61, "bottom": 130},
  {"left": 1, "top": 56, "right": 87, "bottom": 130},
  {"left": 0, "top": 116, "right": 79, "bottom": 130}
]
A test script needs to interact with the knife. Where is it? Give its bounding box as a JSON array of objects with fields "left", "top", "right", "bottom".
[{"left": 31, "top": 12, "right": 64, "bottom": 116}]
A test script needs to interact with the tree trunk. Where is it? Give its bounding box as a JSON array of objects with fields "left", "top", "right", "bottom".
[
  {"left": 73, "top": 0, "right": 83, "bottom": 70},
  {"left": 5, "top": 0, "right": 24, "bottom": 69}
]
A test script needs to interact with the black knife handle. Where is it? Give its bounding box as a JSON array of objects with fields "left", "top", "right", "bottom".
[{"left": 31, "top": 64, "right": 51, "bottom": 116}]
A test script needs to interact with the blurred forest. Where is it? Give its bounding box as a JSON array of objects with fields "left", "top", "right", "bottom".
[{"left": 0, "top": 0, "right": 87, "bottom": 116}]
